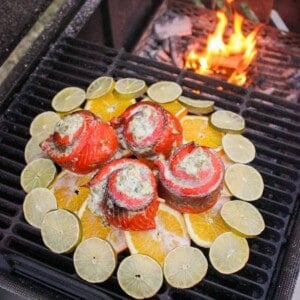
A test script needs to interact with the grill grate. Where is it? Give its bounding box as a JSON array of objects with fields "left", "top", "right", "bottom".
[{"left": 0, "top": 36, "right": 299, "bottom": 299}]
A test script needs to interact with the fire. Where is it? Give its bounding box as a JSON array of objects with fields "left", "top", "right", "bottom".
[{"left": 185, "top": 10, "right": 262, "bottom": 86}]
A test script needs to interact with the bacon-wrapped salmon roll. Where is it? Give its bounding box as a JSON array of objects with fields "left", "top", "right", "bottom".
[
  {"left": 40, "top": 110, "right": 118, "bottom": 174},
  {"left": 156, "top": 142, "right": 224, "bottom": 213},
  {"left": 88, "top": 158, "right": 159, "bottom": 231},
  {"left": 110, "top": 101, "right": 183, "bottom": 160}
]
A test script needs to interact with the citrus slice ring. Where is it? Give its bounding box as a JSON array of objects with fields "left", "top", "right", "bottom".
[
  {"left": 184, "top": 196, "right": 230, "bottom": 248},
  {"left": 180, "top": 115, "right": 223, "bottom": 149},
  {"left": 84, "top": 92, "right": 136, "bottom": 122},
  {"left": 178, "top": 95, "right": 215, "bottom": 114},
  {"left": 52, "top": 87, "right": 86, "bottom": 112},
  {"left": 50, "top": 170, "right": 93, "bottom": 213},
  {"left": 23, "top": 187, "right": 57, "bottom": 229},
  {"left": 79, "top": 203, "right": 127, "bottom": 254},
  {"left": 220, "top": 200, "right": 265, "bottom": 237},
  {"left": 125, "top": 202, "right": 190, "bottom": 266},
  {"left": 222, "top": 133, "right": 256, "bottom": 164},
  {"left": 20, "top": 158, "right": 57, "bottom": 193},
  {"left": 225, "top": 163, "right": 264, "bottom": 201},
  {"left": 73, "top": 237, "right": 116, "bottom": 283},
  {"left": 24, "top": 132, "right": 50, "bottom": 163},
  {"left": 163, "top": 246, "right": 208, "bottom": 289},
  {"left": 115, "top": 77, "right": 147, "bottom": 99},
  {"left": 209, "top": 232, "right": 249, "bottom": 274},
  {"left": 29, "top": 111, "right": 61, "bottom": 137},
  {"left": 117, "top": 253, "right": 163, "bottom": 299},
  {"left": 147, "top": 81, "right": 182, "bottom": 103},
  {"left": 41, "top": 208, "right": 82, "bottom": 254},
  {"left": 86, "top": 76, "right": 115, "bottom": 99},
  {"left": 210, "top": 110, "right": 245, "bottom": 133},
  {"left": 160, "top": 100, "right": 188, "bottom": 120}
]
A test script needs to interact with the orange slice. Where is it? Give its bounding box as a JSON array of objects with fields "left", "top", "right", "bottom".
[
  {"left": 79, "top": 203, "right": 127, "bottom": 253},
  {"left": 160, "top": 100, "right": 188, "bottom": 120},
  {"left": 184, "top": 196, "right": 230, "bottom": 248},
  {"left": 84, "top": 92, "right": 136, "bottom": 122},
  {"left": 50, "top": 170, "right": 93, "bottom": 213},
  {"left": 125, "top": 202, "right": 190, "bottom": 266},
  {"left": 180, "top": 115, "right": 223, "bottom": 149}
]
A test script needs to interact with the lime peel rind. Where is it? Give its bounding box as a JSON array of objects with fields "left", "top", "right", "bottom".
[
  {"left": 41, "top": 208, "right": 82, "bottom": 254},
  {"left": 86, "top": 76, "right": 115, "bottom": 100},
  {"left": 225, "top": 163, "right": 264, "bottom": 201},
  {"left": 220, "top": 200, "right": 265, "bottom": 237},
  {"left": 163, "top": 246, "right": 208, "bottom": 289},
  {"left": 147, "top": 81, "right": 182, "bottom": 103},
  {"left": 210, "top": 110, "right": 245, "bottom": 133},
  {"left": 117, "top": 253, "right": 163, "bottom": 299},
  {"left": 73, "top": 237, "right": 116, "bottom": 283}
]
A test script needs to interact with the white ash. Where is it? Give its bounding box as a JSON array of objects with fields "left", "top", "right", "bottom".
[{"left": 154, "top": 13, "right": 192, "bottom": 40}]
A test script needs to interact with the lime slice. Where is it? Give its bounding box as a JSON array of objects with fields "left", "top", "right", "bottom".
[
  {"left": 86, "top": 76, "right": 115, "bottom": 100},
  {"left": 222, "top": 133, "right": 256, "bottom": 164},
  {"left": 225, "top": 163, "right": 264, "bottom": 201},
  {"left": 210, "top": 110, "right": 245, "bottom": 133},
  {"left": 74, "top": 237, "right": 116, "bottom": 283},
  {"left": 163, "top": 246, "right": 208, "bottom": 289},
  {"left": 117, "top": 254, "right": 163, "bottom": 299},
  {"left": 114, "top": 78, "right": 147, "bottom": 99},
  {"left": 52, "top": 87, "right": 86, "bottom": 112},
  {"left": 147, "top": 81, "right": 182, "bottom": 103},
  {"left": 23, "top": 187, "right": 57, "bottom": 229},
  {"left": 209, "top": 232, "right": 249, "bottom": 274},
  {"left": 41, "top": 208, "right": 81, "bottom": 253},
  {"left": 24, "top": 132, "right": 50, "bottom": 163},
  {"left": 221, "top": 200, "right": 265, "bottom": 237},
  {"left": 29, "top": 111, "right": 61, "bottom": 137},
  {"left": 178, "top": 95, "right": 214, "bottom": 114},
  {"left": 20, "top": 158, "right": 57, "bottom": 193}
]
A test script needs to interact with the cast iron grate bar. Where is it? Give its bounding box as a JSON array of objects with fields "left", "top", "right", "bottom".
[{"left": 0, "top": 36, "right": 299, "bottom": 299}]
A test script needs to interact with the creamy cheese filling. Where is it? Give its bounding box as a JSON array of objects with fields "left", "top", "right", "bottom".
[
  {"left": 115, "top": 163, "right": 153, "bottom": 198},
  {"left": 178, "top": 148, "right": 210, "bottom": 177},
  {"left": 128, "top": 106, "right": 158, "bottom": 142},
  {"left": 55, "top": 114, "right": 84, "bottom": 139},
  {"left": 87, "top": 162, "right": 154, "bottom": 216},
  {"left": 87, "top": 179, "right": 107, "bottom": 216}
]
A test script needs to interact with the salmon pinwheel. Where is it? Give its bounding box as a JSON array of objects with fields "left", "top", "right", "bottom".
[
  {"left": 110, "top": 101, "right": 183, "bottom": 161},
  {"left": 88, "top": 158, "right": 159, "bottom": 231},
  {"left": 40, "top": 110, "right": 119, "bottom": 174},
  {"left": 155, "top": 142, "right": 224, "bottom": 213}
]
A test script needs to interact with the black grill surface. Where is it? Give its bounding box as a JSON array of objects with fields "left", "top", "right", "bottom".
[{"left": 0, "top": 36, "right": 299, "bottom": 299}]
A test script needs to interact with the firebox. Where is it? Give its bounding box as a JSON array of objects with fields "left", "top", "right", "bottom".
[{"left": 0, "top": 0, "right": 299, "bottom": 299}]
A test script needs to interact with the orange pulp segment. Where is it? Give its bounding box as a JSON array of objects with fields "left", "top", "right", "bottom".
[
  {"left": 79, "top": 204, "right": 127, "bottom": 253},
  {"left": 50, "top": 170, "right": 93, "bottom": 213},
  {"left": 160, "top": 100, "right": 188, "bottom": 120},
  {"left": 125, "top": 202, "right": 190, "bottom": 266},
  {"left": 180, "top": 115, "right": 223, "bottom": 149},
  {"left": 184, "top": 196, "right": 230, "bottom": 248},
  {"left": 84, "top": 92, "right": 136, "bottom": 122}
]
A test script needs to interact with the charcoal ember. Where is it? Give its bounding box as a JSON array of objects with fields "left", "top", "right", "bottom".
[
  {"left": 154, "top": 12, "right": 192, "bottom": 40},
  {"left": 169, "top": 36, "right": 184, "bottom": 68},
  {"left": 285, "top": 91, "right": 299, "bottom": 102},
  {"left": 147, "top": 37, "right": 159, "bottom": 49},
  {"left": 257, "top": 86, "right": 276, "bottom": 95},
  {"left": 162, "top": 39, "right": 170, "bottom": 54},
  {"left": 282, "top": 69, "right": 295, "bottom": 79},
  {"left": 291, "top": 70, "right": 300, "bottom": 89},
  {"left": 156, "top": 49, "right": 172, "bottom": 63}
]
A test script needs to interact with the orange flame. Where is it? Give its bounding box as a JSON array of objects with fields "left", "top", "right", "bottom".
[{"left": 185, "top": 10, "right": 262, "bottom": 86}]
